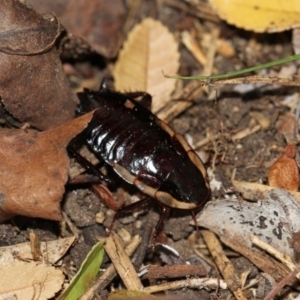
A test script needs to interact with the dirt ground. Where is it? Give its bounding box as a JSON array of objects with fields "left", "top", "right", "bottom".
[{"left": 1, "top": 1, "right": 299, "bottom": 299}]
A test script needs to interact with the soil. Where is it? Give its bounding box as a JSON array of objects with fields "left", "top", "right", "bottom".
[{"left": 0, "top": 1, "right": 299, "bottom": 299}]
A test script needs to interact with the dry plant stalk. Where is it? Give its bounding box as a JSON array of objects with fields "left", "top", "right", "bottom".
[
  {"left": 214, "top": 74, "right": 300, "bottom": 86},
  {"left": 232, "top": 180, "right": 300, "bottom": 203},
  {"left": 143, "top": 277, "right": 227, "bottom": 294},
  {"left": 250, "top": 235, "right": 295, "bottom": 274},
  {"left": 201, "top": 230, "right": 248, "bottom": 300},
  {"left": 104, "top": 232, "right": 143, "bottom": 291},
  {"left": 181, "top": 30, "right": 207, "bottom": 66},
  {"left": 29, "top": 231, "right": 42, "bottom": 262}
]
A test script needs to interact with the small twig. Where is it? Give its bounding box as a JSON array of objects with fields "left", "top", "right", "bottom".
[
  {"left": 104, "top": 232, "right": 143, "bottom": 290},
  {"left": 29, "top": 231, "right": 42, "bottom": 262},
  {"left": 181, "top": 31, "right": 207, "bottom": 66},
  {"left": 143, "top": 277, "right": 227, "bottom": 294},
  {"left": 264, "top": 264, "right": 300, "bottom": 300},
  {"left": 250, "top": 235, "right": 296, "bottom": 275},
  {"left": 231, "top": 125, "right": 261, "bottom": 141},
  {"left": 61, "top": 211, "right": 80, "bottom": 239},
  {"left": 232, "top": 180, "right": 300, "bottom": 203},
  {"left": 202, "top": 230, "right": 247, "bottom": 300},
  {"left": 194, "top": 134, "right": 218, "bottom": 150},
  {"left": 213, "top": 74, "right": 300, "bottom": 87},
  {"left": 145, "top": 264, "right": 207, "bottom": 280}
]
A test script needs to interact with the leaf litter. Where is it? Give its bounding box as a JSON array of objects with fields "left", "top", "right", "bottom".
[
  {"left": 2, "top": 1, "right": 300, "bottom": 300},
  {"left": 26, "top": 0, "right": 126, "bottom": 59}
]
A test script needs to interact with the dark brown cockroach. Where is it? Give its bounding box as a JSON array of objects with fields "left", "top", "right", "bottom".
[{"left": 76, "top": 85, "right": 211, "bottom": 236}]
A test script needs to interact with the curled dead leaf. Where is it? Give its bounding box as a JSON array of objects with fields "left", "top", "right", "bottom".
[
  {"left": 114, "top": 18, "right": 180, "bottom": 113},
  {"left": 0, "top": 112, "right": 94, "bottom": 222},
  {"left": 268, "top": 144, "right": 299, "bottom": 191},
  {"left": 0, "top": 0, "right": 77, "bottom": 130},
  {"left": 26, "top": 0, "right": 126, "bottom": 58}
]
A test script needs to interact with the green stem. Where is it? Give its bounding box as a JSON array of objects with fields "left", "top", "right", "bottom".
[{"left": 165, "top": 53, "right": 300, "bottom": 81}]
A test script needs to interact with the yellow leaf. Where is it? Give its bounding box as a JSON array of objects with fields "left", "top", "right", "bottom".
[
  {"left": 114, "top": 18, "right": 180, "bottom": 113},
  {"left": 210, "top": 0, "right": 300, "bottom": 32}
]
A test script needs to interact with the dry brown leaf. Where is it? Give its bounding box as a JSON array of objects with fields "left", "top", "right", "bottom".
[
  {"left": 0, "top": 236, "right": 75, "bottom": 267},
  {"left": 0, "top": 0, "right": 77, "bottom": 130},
  {"left": 0, "top": 112, "right": 94, "bottom": 222},
  {"left": 268, "top": 144, "right": 299, "bottom": 191},
  {"left": 114, "top": 18, "right": 180, "bottom": 113},
  {"left": 0, "top": 262, "right": 64, "bottom": 300},
  {"left": 26, "top": 0, "right": 126, "bottom": 58}
]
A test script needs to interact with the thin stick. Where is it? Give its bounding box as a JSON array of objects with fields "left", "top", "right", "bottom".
[
  {"left": 264, "top": 265, "right": 300, "bottom": 300},
  {"left": 202, "top": 230, "right": 247, "bottom": 300},
  {"left": 104, "top": 232, "right": 143, "bottom": 290},
  {"left": 143, "top": 277, "right": 227, "bottom": 294}
]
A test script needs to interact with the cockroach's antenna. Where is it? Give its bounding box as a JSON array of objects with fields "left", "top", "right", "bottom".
[{"left": 99, "top": 78, "right": 107, "bottom": 92}]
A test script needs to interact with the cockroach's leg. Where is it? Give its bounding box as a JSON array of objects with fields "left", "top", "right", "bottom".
[
  {"left": 132, "top": 210, "right": 160, "bottom": 270},
  {"left": 107, "top": 197, "right": 152, "bottom": 235},
  {"left": 125, "top": 92, "right": 152, "bottom": 110},
  {"left": 191, "top": 210, "right": 200, "bottom": 238},
  {"left": 68, "top": 174, "right": 107, "bottom": 185},
  {"left": 68, "top": 146, "right": 113, "bottom": 185},
  {"left": 152, "top": 205, "right": 171, "bottom": 244}
]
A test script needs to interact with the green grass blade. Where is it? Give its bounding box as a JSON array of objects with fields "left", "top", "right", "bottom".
[
  {"left": 57, "top": 240, "right": 105, "bottom": 300},
  {"left": 164, "top": 53, "right": 300, "bottom": 81}
]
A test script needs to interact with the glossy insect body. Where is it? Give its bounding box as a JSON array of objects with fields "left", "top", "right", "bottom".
[{"left": 77, "top": 87, "right": 210, "bottom": 212}]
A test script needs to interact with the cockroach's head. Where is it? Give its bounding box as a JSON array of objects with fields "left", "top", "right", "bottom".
[
  {"left": 76, "top": 80, "right": 108, "bottom": 115},
  {"left": 76, "top": 88, "right": 100, "bottom": 115}
]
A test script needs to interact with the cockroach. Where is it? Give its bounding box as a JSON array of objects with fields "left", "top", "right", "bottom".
[{"left": 75, "top": 84, "right": 210, "bottom": 237}]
